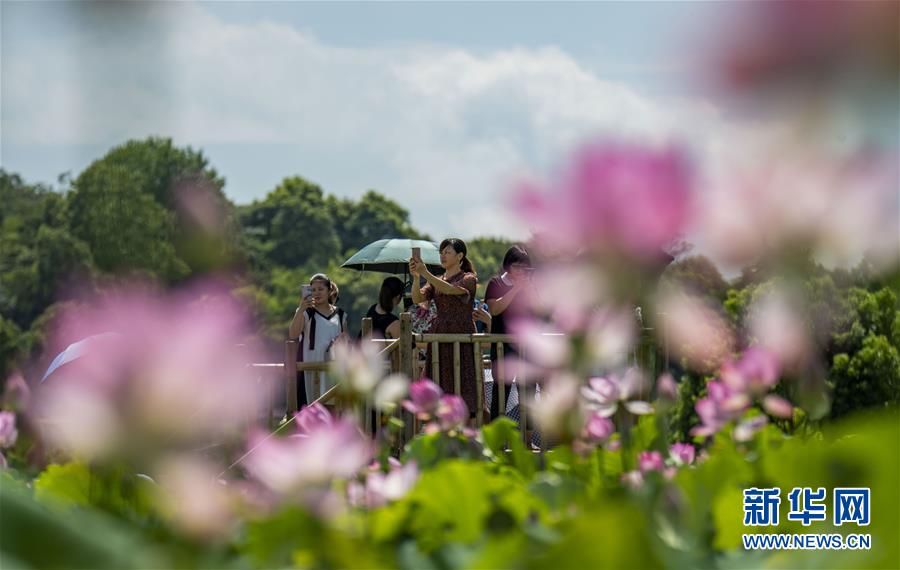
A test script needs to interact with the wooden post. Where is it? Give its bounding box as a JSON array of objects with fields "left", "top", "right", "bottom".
[
  {"left": 399, "top": 313, "right": 414, "bottom": 446},
  {"left": 313, "top": 370, "right": 321, "bottom": 403},
  {"left": 473, "top": 342, "right": 484, "bottom": 427},
  {"left": 284, "top": 340, "right": 298, "bottom": 415},
  {"left": 453, "top": 342, "right": 461, "bottom": 396},
  {"left": 361, "top": 317, "right": 373, "bottom": 339},
  {"left": 497, "top": 342, "right": 506, "bottom": 417},
  {"left": 399, "top": 312, "right": 412, "bottom": 378},
  {"left": 431, "top": 342, "right": 440, "bottom": 383},
  {"left": 519, "top": 344, "right": 527, "bottom": 445}
]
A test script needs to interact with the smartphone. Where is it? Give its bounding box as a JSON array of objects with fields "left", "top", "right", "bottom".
[
  {"left": 301, "top": 284, "right": 312, "bottom": 299},
  {"left": 411, "top": 247, "right": 421, "bottom": 261}
]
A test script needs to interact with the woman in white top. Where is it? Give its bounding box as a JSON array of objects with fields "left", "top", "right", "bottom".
[{"left": 289, "top": 273, "right": 349, "bottom": 404}]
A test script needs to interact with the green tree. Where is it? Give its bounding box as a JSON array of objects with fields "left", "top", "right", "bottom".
[
  {"left": 327, "top": 190, "right": 428, "bottom": 255},
  {"left": 67, "top": 138, "right": 234, "bottom": 280},
  {"left": 662, "top": 255, "right": 729, "bottom": 301},
  {"left": 0, "top": 171, "right": 94, "bottom": 330},
  {"left": 69, "top": 163, "right": 187, "bottom": 281},
  {"left": 239, "top": 177, "right": 341, "bottom": 269}
]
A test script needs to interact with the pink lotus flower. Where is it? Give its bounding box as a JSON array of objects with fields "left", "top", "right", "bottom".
[
  {"left": 349, "top": 461, "right": 419, "bottom": 509},
  {"left": 514, "top": 142, "right": 692, "bottom": 263},
  {"left": 243, "top": 419, "right": 374, "bottom": 497},
  {"left": 581, "top": 368, "right": 653, "bottom": 417},
  {"left": 721, "top": 346, "right": 781, "bottom": 396},
  {"left": 762, "top": 394, "right": 794, "bottom": 419},
  {"left": 294, "top": 403, "right": 333, "bottom": 435},
  {"left": 330, "top": 340, "right": 384, "bottom": 396},
  {"left": 435, "top": 395, "right": 469, "bottom": 431},
  {"left": 669, "top": 443, "right": 696, "bottom": 466},
  {"left": 0, "top": 411, "right": 17, "bottom": 449},
  {"left": 638, "top": 451, "right": 664, "bottom": 473},
  {"left": 690, "top": 380, "right": 750, "bottom": 438},
  {"left": 656, "top": 373, "right": 678, "bottom": 403},
  {"left": 622, "top": 470, "right": 644, "bottom": 489},
  {"left": 402, "top": 379, "right": 443, "bottom": 418},
  {"left": 583, "top": 412, "right": 615, "bottom": 443}
]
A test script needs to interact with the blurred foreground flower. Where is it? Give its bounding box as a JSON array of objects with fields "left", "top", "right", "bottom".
[
  {"left": 581, "top": 369, "right": 653, "bottom": 418},
  {"left": 669, "top": 443, "right": 695, "bottom": 466},
  {"left": 402, "top": 379, "right": 443, "bottom": 419},
  {"left": 243, "top": 415, "right": 373, "bottom": 503},
  {"left": 658, "top": 287, "right": 735, "bottom": 373},
  {"left": 348, "top": 460, "right": 418, "bottom": 510},
  {"left": 514, "top": 142, "right": 692, "bottom": 264},
  {"left": 0, "top": 411, "right": 17, "bottom": 448},
  {"left": 33, "top": 283, "right": 269, "bottom": 465},
  {"left": 156, "top": 455, "right": 236, "bottom": 539}
]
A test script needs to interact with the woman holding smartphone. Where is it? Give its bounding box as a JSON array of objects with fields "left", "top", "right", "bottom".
[
  {"left": 409, "top": 238, "right": 479, "bottom": 418},
  {"left": 289, "top": 273, "right": 348, "bottom": 405},
  {"left": 484, "top": 245, "right": 533, "bottom": 421}
]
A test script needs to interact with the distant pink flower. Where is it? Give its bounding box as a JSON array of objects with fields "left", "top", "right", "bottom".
[
  {"left": 435, "top": 395, "right": 469, "bottom": 431},
  {"left": 581, "top": 368, "right": 653, "bottom": 417},
  {"left": 583, "top": 413, "right": 615, "bottom": 443},
  {"left": 514, "top": 142, "right": 692, "bottom": 262},
  {"left": 656, "top": 373, "right": 678, "bottom": 403},
  {"left": 638, "top": 451, "right": 664, "bottom": 473},
  {"left": 762, "top": 394, "right": 794, "bottom": 419},
  {"left": 721, "top": 346, "right": 781, "bottom": 396},
  {"left": 402, "top": 379, "right": 443, "bottom": 418},
  {"left": 350, "top": 461, "right": 419, "bottom": 509},
  {"left": 691, "top": 380, "right": 750, "bottom": 438},
  {"left": 3, "top": 373, "right": 31, "bottom": 411},
  {"left": 0, "top": 412, "right": 17, "bottom": 449},
  {"left": 733, "top": 415, "right": 768, "bottom": 443},
  {"left": 294, "top": 403, "right": 333, "bottom": 435},
  {"left": 243, "top": 420, "right": 373, "bottom": 497},
  {"left": 669, "top": 443, "right": 696, "bottom": 466},
  {"left": 622, "top": 470, "right": 644, "bottom": 489}
]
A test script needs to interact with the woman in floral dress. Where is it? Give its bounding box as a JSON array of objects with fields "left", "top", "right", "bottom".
[{"left": 410, "top": 238, "right": 479, "bottom": 417}]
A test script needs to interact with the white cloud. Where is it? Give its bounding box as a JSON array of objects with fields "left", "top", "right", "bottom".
[{"left": 3, "top": 1, "right": 780, "bottom": 242}]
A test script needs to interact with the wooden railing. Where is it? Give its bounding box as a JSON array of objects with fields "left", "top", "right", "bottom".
[{"left": 251, "top": 311, "right": 668, "bottom": 445}]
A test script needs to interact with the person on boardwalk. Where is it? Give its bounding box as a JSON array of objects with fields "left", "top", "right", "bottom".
[
  {"left": 288, "top": 273, "right": 349, "bottom": 405},
  {"left": 360, "top": 276, "right": 405, "bottom": 339},
  {"left": 409, "top": 238, "right": 479, "bottom": 418},
  {"left": 484, "top": 245, "right": 533, "bottom": 421}
]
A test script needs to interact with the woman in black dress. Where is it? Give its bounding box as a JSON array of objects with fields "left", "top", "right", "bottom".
[{"left": 362, "top": 276, "right": 405, "bottom": 339}]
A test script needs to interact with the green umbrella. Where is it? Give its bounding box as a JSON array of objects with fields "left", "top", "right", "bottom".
[{"left": 341, "top": 238, "right": 443, "bottom": 275}]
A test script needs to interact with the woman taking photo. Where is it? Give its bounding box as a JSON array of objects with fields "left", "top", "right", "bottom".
[
  {"left": 484, "top": 244, "right": 533, "bottom": 420},
  {"left": 289, "top": 273, "right": 348, "bottom": 405},
  {"left": 409, "top": 238, "right": 478, "bottom": 417}
]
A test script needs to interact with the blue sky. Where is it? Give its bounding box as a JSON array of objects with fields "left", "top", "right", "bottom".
[{"left": 1, "top": 1, "right": 769, "bottom": 240}]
